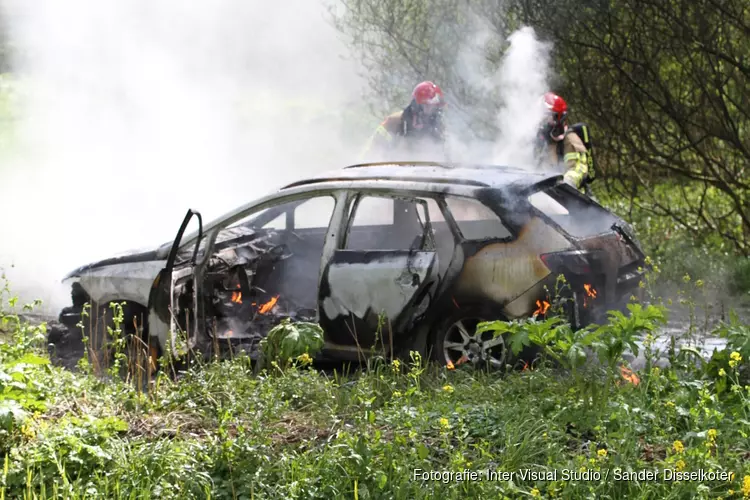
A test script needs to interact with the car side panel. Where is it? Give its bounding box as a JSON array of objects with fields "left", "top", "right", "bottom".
[
  {"left": 69, "top": 260, "right": 167, "bottom": 308},
  {"left": 453, "top": 216, "right": 572, "bottom": 316}
]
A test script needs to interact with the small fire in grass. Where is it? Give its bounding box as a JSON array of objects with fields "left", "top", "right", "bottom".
[
  {"left": 619, "top": 365, "right": 640, "bottom": 386},
  {"left": 534, "top": 299, "right": 550, "bottom": 316},
  {"left": 231, "top": 291, "right": 242, "bottom": 304},
  {"left": 258, "top": 295, "right": 279, "bottom": 315}
]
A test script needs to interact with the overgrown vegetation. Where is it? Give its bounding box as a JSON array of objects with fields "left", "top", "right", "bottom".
[{"left": 3, "top": 268, "right": 750, "bottom": 498}]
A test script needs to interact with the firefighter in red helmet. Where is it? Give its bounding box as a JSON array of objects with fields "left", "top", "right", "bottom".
[
  {"left": 360, "top": 81, "right": 447, "bottom": 160},
  {"left": 536, "top": 92, "right": 590, "bottom": 191}
]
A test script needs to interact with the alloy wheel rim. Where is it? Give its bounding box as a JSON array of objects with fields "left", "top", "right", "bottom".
[{"left": 442, "top": 316, "right": 508, "bottom": 368}]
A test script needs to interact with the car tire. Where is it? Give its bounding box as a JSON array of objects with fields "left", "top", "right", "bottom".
[{"left": 429, "top": 303, "right": 539, "bottom": 371}]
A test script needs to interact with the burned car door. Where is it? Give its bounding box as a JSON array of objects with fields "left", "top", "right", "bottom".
[
  {"left": 318, "top": 194, "right": 439, "bottom": 349},
  {"left": 148, "top": 209, "right": 205, "bottom": 357}
]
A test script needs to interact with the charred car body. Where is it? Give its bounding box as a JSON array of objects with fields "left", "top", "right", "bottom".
[{"left": 53, "top": 161, "right": 647, "bottom": 369}]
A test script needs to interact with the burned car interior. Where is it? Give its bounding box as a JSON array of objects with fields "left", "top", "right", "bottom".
[{"left": 162, "top": 187, "right": 524, "bottom": 353}]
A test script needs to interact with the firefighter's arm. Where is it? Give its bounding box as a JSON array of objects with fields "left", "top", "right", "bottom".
[
  {"left": 358, "top": 112, "right": 402, "bottom": 161},
  {"left": 359, "top": 122, "right": 396, "bottom": 161},
  {"left": 562, "top": 132, "right": 589, "bottom": 189}
]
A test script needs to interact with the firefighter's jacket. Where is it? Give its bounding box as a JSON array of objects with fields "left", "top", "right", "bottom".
[
  {"left": 359, "top": 108, "right": 445, "bottom": 161},
  {"left": 539, "top": 130, "right": 589, "bottom": 190}
]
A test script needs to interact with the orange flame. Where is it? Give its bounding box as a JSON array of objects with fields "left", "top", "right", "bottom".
[
  {"left": 226, "top": 330, "right": 234, "bottom": 337},
  {"left": 620, "top": 365, "right": 640, "bottom": 386},
  {"left": 584, "top": 283, "right": 598, "bottom": 298},
  {"left": 534, "top": 300, "right": 550, "bottom": 316},
  {"left": 231, "top": 291, "right": 242, "bottom": 304},
  {"left": 446, "top": 360, "right": 455, "bottom": 370},
  {"left": 258, "top": 295, "right": 279, "bottom": 314}
]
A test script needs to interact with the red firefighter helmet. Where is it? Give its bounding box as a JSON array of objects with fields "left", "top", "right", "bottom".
[
  {"left": 412, "top": 81, "right": 445, "bottom": 110},
  {"left": 542, "top": 92, "right": 568, "bottom": 141}
]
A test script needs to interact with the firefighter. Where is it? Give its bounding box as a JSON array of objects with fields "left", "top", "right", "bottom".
[
  {"left": 535, "top": 92, "right": 590, "bottom": 191},
  {"left": 359, "top": 81, "right": 447, "bottom": 161}
]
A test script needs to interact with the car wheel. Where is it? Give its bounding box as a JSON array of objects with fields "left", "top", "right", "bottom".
[{"left": 430, "top": 305, "right": 538, "bottom": 371}]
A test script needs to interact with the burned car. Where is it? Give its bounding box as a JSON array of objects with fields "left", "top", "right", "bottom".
[{"left": 52, "top": 161, "right": 647, "bottom": 369}]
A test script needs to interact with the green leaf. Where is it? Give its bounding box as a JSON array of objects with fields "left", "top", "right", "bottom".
[
  {"left": 377, "top": 473, "right": 388, "bottom": 489},
  {"left": 508, "top": 329, "right": 531, "bottom": 355},
  {"left": 0, "top": 400, "right": 28, "bottom": 430}
]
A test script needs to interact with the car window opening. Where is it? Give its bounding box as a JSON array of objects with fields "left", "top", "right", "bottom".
[
  {"left": 527, "top": 185, "right": 618, "bottom": 238},
  {"left": 178, "top": 194, "right": 337, "bottom": 342}
]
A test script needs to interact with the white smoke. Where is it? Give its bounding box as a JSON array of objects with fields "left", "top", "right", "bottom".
[
  {"left": 490, "top": 27, "right": 552, "bottom": 167},
  {"left": 445, "top": 25, "right": 553, "bottom": 167},
  {"left": 0, "top": 0, "right": 371, "bottom": 312}
]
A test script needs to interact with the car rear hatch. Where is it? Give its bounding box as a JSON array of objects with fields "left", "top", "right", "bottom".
[{"left": 525, "top": 182, "right": 647, "bottom": 320}]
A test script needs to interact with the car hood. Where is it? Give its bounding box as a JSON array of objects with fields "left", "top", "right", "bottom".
[{"left": 62, "top": 245, "right": 165, "bottom": 281}]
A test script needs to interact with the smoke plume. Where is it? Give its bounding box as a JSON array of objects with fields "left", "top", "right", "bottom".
[
  {"left": 0, "top": 0, "right": 370, "bottom": 312},
  {"left": 445, "top": 24, "right": 553, "bottom": 167},
  {"left": 490, "top": 27, "right": 552, "bottom": 167}
]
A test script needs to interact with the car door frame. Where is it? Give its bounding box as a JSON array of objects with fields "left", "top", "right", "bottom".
[
  {"left": 317, "top": 187, "right": 440, "bottom": 352},
  {"left": 147, "top": 208, "right": 206, "bottom": 358},
  {"left": 149, "top": 188, "right": 349, "bottom": 358}
]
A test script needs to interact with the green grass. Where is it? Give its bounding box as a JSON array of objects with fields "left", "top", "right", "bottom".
[{"left": 2, "top": 277, "right": 750, "bottom": 499}]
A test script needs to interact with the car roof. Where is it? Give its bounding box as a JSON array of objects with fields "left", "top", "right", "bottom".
[
  {"left": 280, "top": 161, "right": 561, "bottom": 190},
  {"left": 151, "top": 161, "right": 561, "bottom": 260}
]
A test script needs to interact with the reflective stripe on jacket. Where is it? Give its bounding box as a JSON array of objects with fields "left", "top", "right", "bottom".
[{"left": 539, "top": 129, "right": 589, "bottom": 190}]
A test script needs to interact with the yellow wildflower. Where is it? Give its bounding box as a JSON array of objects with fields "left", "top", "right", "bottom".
[
  {"left": 439, "top": 418, "right": 450, "bottom": 429},
  {"left": 665, "top": 401, "right": 676, "bottom": 409},
  {"left": 296, "top": 352, "right": 312, "bottom": 366},
  {"left": 683, "top": 274, "right": 691, "bottom": 283},
  {"left": 530, "top": 488, "right": 540, "bottom": 497},
  {"left": 707, "top": 429, "right": 718, "bottom": 442},
  {"left": 742, "top": 475, "right": 750, "bottom": 497},
  {"left": 442, "top": 385, "right": 454, "bottom": 393},
  {"left": 675, "top": 460, "right": 686, "bottom": 472},
  {"left": 696, "top": 279, "right": 704, "bottom": 288},
  {"left": 731, "top": 352, "right": 742, "bottom": 362},
  {"left": 393, "top": 391, "right": 402, "bottom": 398},
  {"left": 719, "top": 368, "right": 727, "bottom": 377},
  {"left": 392, "top": 359, "right": 401, "bottom": 371},
  {"left": 673, "top": 440, "right": 685, "bottom": 454},
  {"left": 20, "top": 423, "right": 35, "bottom": 440},
  {"left": 597, "top": 449, "right": 608, "bottom": 458}
]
